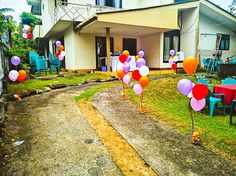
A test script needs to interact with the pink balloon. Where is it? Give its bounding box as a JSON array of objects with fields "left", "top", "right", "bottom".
[
  {"left": 22, "top": 33, "right": 27, "bottom": 39},
  {"left": 123, "top": 75, "right": 131, "bottom": 84},
  {"left": 190, "top": 97, "right": 206, "bottom": 112},
  {"left": 169, "top": 59, "right": 175, "bottom": 65},
  {"left": 58, "top": 55, "right": 64, "bottom": 61},
  {"left": 133, "top": 84, "right": 143, "bottom": 95}
]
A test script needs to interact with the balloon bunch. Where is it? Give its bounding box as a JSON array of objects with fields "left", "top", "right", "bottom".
[
  {"left": 116, "top": 50, "right": 131, "bottom": 99},
  {"left": 168, "top": 49, "right": 178, "bottom": 70},
  {"left": 22, "top": 25, "right": 33, "bottom": 39},
  {"left": 55, "top": 41, "right": 65, "bottom": 61},
  {"left": 8, "top": 56, "right": 27, "bottom": 83},
  {"left": 132, "top": 51, "right": 150, "bottom": 113},
  {"left": 177, "top": 57, "right": 205, "bottom": 144},
  {"left": 177, "top": 79, "right": 208, "bottom": 112}
]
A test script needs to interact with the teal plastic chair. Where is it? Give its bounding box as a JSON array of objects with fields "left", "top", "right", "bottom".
[
  {"left": 202, "top": 58, "right": 210, "bottom": 69},
  {"left": 29, "top": 51, "right": 47, "bottom": 76},
  {"left": 222, "top": 78, "right": 236, "bottom": 85},
  {"left": 49, "top": 51, "right": 60, "bottom": 74},
  {"left": 198, "top": 78, "right": 209, "bottom": 86},
  {"left": 230, "top": 99, "right": 236, "bottom": 125}
]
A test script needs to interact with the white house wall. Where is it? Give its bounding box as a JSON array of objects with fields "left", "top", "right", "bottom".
[
  {"left": 180, "top": 8, "right": 198, "bottom": 59},
  {"left": 74, "top": 34, "right": 96, "bottom": 70},
  {"left": 139, "top": 34, "right": 161, "bottom": 68},
  {"left": 199, "top": 13, "right": 236, "bottom": 62},
  {"left": 41, "top": 0, "right": 55, "bottom": 36},
  {"left": 139, "top": 0, "right": 173, "bottom": 7},
  {"left": 64, "top": 27, "right": 76, "bottom": 69}
]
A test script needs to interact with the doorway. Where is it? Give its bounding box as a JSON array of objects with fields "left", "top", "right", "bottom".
[{"left": 95, "top": 36, "right": 114, "bottom": 69}]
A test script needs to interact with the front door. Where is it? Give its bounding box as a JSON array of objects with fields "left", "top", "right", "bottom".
[{"left": 95, "top": 36, "right": 114, "bottom": 69}]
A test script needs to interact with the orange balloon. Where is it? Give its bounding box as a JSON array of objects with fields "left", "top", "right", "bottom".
[
  {"left": 59, "top": 45, "right": 64, "bottom": 51},
  {"left": 123, "top": 50, "right": 129, "bottom": 57},
  {"left": 17, "top": 70, "right": 27, "bottom": 82},
  {"left": 117, "top": 69, "right": 125, "bottom": 79},
  {"left": 139, "top": 76, "right": 149, "bottom": 88},
  {"left": 28, "top": 26, "right": 32, "bottom": 32},
  {"left": 135, "top": 55, "right": 139, "bottom": 60},
  {"left": 183, "top": 57, "right": 198, "bottom": 75}
]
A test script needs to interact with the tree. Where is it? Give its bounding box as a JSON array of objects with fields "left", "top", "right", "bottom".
[
  {"left": 229, "top": 0, "right": 236, "bottom": 16},
  {"left": 0, "top": 8, "right": 14, "bottom": 38},
  {"left": 20, "top": 12, "right": 42, "bottom": 30}
]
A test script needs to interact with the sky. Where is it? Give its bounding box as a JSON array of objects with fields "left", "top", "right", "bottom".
[{"left": 0, "top": 0, "right": 233, "bottom": 23}]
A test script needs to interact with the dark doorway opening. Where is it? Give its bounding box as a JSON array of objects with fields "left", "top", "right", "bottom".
[
  {"left": 123, "top": 38, "right": 137, "bottom": 55},
  {"left": 95, "top": 36, "right": 114, "bottom": 69}
]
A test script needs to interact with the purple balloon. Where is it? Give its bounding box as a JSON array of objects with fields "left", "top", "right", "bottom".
[
  {"left": 169, "top": 49, "right": 175, "bottom": 56},
  {"left": 138, "top": 50, "right": 145, "bottom": 58},
  {"left": 136, "top": 58, "right": 146, "bottom": 68},
  {"left": 56, "top": 41, "right": 61, "bottom": 47},
  {"left": 190, "top": 97, "right": 206, "bottom": 111},
  {"left": 58, "top": 55, "right": 64, "bottom": 61},
  {"left": 127, "top": 56, "right": 132, "bottom": 62},
  {"left": 133, "top": 84, "right": 143, "bottom": 95},
  {"left": 123, "top": 63, "right": 130, "bottom": 73},
  {"left": 177, "top": 78, "right": 193, "bottom": 96},
  {"left": 22, "top": 28, "right": 28, "bottom": 33},
  {"left": 8, "top": 70, "right": 18, "bottom": 81},
  {"left": 11, "top": 56, "right": 20, "bottom": 66}
]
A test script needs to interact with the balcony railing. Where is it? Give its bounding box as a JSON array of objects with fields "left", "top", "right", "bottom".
[{"left": 51, "top": 2, "right": 120, "bottom": 25}]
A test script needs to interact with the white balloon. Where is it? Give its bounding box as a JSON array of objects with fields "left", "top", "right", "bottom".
[
  {"left": 123, "top": 75, "right": 131, "bottom": 84},
  {"left": 23, "top": 25, "right": 29, "bottom": 30},
  {"left": 60, "top": 51, "right": 66, "bottom": 56},
  {"left": 8, "top": 70, "right": 18, "bottom": 81},
  {"left": 117, "top": 63, "right": 124, "bottom": 70},
  {"left": 174, "top": 56, "right": 178, "bottom": 62},
  {"left": 139, "top": 66, "right": 149, "bottom": 76}
]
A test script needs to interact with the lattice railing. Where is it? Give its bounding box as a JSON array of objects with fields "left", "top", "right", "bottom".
[{"left": 51, "top": 2, "right": 120, "bottom": 25}]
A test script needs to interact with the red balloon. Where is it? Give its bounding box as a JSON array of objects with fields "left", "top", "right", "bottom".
[
  {"left": 192, "top": 84, "right": 208, "bottom": 100},
  {"left": 132, "top": 70, "right": 141, "bottom": 81},
  {"left": 56, "top": 51, "right": 60, "bottom": 58},
  {"left": 27, "top": 33, "right": 33, "bottom": 39},
  {"left": 119, "top": 54, "right": 128, "bottom": 63},
  {"left": 171, "top": 63, "right": 177, "bottom": 70}
]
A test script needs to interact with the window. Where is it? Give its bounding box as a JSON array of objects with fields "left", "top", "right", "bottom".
[
  {"left": 163, "top": 30, "right": 180, "bottom": 63},
  {"left": 123, "top": 38, "right": 137, "bottom": 56},
  {"left": 96, "top": 0, "right": 122, "bottom": 8},
  {"left": 54, "top": 0, "right": 67, "bottom": 7},
  {"left": 219, "top": 34, "right": 230, "bottom": 50}
]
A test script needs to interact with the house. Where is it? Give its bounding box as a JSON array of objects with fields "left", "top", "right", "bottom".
[{"left": 27, "top": 0, "right": 236, "bottom": 72}]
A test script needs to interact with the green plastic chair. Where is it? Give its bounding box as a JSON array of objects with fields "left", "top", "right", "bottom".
[{"left": 49, "top": 51, "right": 60, "bottom": 74}]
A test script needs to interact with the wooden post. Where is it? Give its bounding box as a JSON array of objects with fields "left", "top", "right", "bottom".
[{"left": 106, "top": 27, "right": 111, "bottom": 72}]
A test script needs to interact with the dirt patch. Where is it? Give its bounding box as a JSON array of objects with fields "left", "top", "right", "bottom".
[{"left": 78, "top": 100, "right": 157, "bottom": 176}]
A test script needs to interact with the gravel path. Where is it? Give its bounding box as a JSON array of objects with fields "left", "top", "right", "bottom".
[
  {"left": 93, "top": 87, "right": 236, "bottom": 176},
  {"left": 1, "top": 84, "right": 122, "bottom": 176}
]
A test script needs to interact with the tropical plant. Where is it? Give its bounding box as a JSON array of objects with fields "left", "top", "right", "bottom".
[
  {"left": 0, "top": 8, "right": 14, "bottom": 38},
  {"left": 20, "top": 12, "right": 42, "bottom": 29},
  {"left": 229, "top": 0, "right": 236, "bottom": 16}
]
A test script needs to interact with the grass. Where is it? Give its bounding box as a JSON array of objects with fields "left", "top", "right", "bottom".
[
  {"left": 8, "top": 73, "right": 111, "bottom": 94},
  {"left": 75, "top": 83, "right": 119, "bottom": 101},
  {"left": 127, "top": 76, "right": 236, "bottom": 160}
]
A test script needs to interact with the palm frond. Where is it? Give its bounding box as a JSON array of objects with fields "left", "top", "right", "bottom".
[{"left": 0, "top": 8, "right": 15, "bottom": 13}]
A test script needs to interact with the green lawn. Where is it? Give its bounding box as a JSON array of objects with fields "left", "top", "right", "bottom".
[
  {"left": 127, "top": 76, "right": 236, "bottom": 160},
  {"left": 8, "top": 73, "right": 111, "bottom": 94}
]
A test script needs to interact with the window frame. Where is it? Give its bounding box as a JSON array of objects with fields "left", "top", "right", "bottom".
[
  {"left": 163, "top": 30, "right": 180, "bottom": 63},
  {"left": 219, "top": 34, "right": 230, "bottom": 50},
  {"left": 96, "top": 0, "right": 122, "bottom": 8}
]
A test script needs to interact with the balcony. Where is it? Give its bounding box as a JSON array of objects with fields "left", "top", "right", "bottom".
[{"left": 51, "top": 2, "right": 120, "bottom": 25}]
